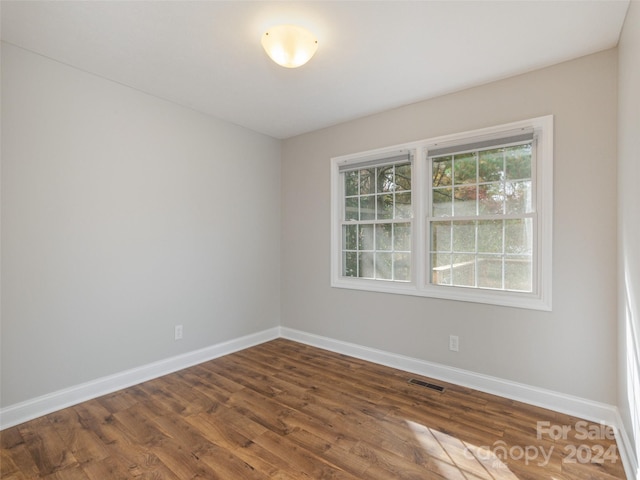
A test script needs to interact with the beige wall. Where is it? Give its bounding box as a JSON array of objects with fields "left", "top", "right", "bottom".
[
  {"left": 618, "top": 0, "right": 640, "bottom": 467},
  {"left": 282, "top": 49, "right": 618, "bottom": 403},
  {"left": 1, "top": 43, "right": 282, "bottom": 407}
]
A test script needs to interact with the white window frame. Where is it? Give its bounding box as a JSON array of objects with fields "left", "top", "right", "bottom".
[{"left": 330, "top": 115, "right": 553, "bottom": 311}]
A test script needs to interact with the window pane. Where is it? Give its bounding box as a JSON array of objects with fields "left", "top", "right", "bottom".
[
  {"left": 478, "top": 182, "right": 505, "bottom": 215},
  {"left": 360, "top": 252, "right": 374, "bottom": 278},
  {"left": 394, "top": 223, "right": 411, "bottom": 251},
  {"left": 477, "top": 220, "right": 503, "bottom": 253},
  {"left": 377, "top": 194, "right": 393, "bottom": 220},
  {"left": 340, "top": 161, "right": 412, "bottom": 284},
  {"left": 394, "top": 253, "right": 411, "bottom": 281},
  {"left": 345, "top": 171, "right": 359, "bottom": 196},
  {"left": 433, "top": 187, "right": 452, "bottom": 217},
  {"left": 452, "top": 254, "right": 475, "bottom": 287},
  {"left": 505, "top": 218, "right": 532, "bottom": 254},
  {"left": 377, "top": 166, "right": 395, "bottom": 193},
  {"left": 453, "top": 185, "right": 477, "bottom": 216},
  {"left": 376, "top": 252, "right": 392, "bottom": 279},
  {"left": 504, "top": 256, "right": 532, "bottom": 291},
  {"left": 345, "top": 197, "right": 358, "bottom": 221},
  {"left": 478, "top": 255, "right": 503, "bottom": 289},
  {"left": 432, "top": 157, "right": 452, "bottom": 187},
  {"left": 360, "top": 195, "right": 375, "bottom": 220},
  {"left": 431, "top": 253, "right": 452, "bottom": 285},
  {"left": 428, "top": 139, "right": 537, "bottom": 295},
  {"left": 359, "top": 224, "right": 374, "bottom": 251},
  {"left": 505, "top": 144, "right": 531, "bottom": 180},
  {"left": 376, "top": 224, "right": 392, "bottom": 251},
  {"left": 395, "top": 192, "right": 412, "bottom": 219},
  {"left": 431, "top": 221, "right": 451, "bottom": 252},
  {"left": 452, "top": 220, "right": 475, "bottom": 253},
  {"left": 343, "top": 252, "right": 358, "bottom": 277},
  {"left": 343, "top": 224, "right": 357, "bottom": 251},
  {"left": 360, "top": 168, "right": 374, "bottom": 195},
  {"left": 395, "top": 164, "right": 412, "bottom": 191},
  {"left": 453, "top": 152, "right": 477, "bottom": 185},
  {"left": 479, "top": 148, "right": 505, "bottom": 182},
  {"left": 505, "top": 180, "right": 532, "bottom": 214}
]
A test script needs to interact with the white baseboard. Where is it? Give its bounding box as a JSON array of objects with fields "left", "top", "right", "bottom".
[
  {"left": 280, "top": 327, "right": 617, "bottom": 423},
  {"left": 0, "top": 327, "right": 280, "bottom": 430},
  {"left": 280, "top": 327, "right": 638, "bottom": 480},
  {"left": 2, "top": 325, "right": 636, "bottom": 480},
  {"left": 614, "top": 409, "right": 640, "bottom": 480}
]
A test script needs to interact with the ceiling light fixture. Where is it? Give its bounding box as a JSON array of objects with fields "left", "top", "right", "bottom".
[{"left": 261, "top": 24, "right": 318, "bottom": 68}]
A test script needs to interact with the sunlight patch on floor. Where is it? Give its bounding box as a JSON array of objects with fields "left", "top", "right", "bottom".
[{"left": 406, "top": 419, "right": 520, "bottom": 479}]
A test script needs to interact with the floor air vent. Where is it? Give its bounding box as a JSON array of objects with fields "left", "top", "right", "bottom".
[{"left": 408, "top": 378, "right": 445, "bottom": 392}]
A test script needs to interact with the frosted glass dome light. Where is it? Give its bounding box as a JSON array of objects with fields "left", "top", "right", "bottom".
[{"left": 261, "top": 25, "right": 318, "bottom": 68}]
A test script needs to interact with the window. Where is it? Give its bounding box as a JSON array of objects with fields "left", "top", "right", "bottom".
[
  {"left": 341, "top": 157, "right": 412, "bottom": 281},
  {"left": 429, "top": 138, "right": 534, "bottom": 291},
  {"left": 331, "top": 116, "right": 553, "bottom": 310}
]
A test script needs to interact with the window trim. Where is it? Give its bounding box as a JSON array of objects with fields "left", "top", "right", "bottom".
[{"left": 330, "top": 115, "right": 553, "bottom": 311}]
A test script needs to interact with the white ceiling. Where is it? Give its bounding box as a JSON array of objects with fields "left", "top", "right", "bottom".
[{"left": 1, "top": 1, "right": 630, "bottom": 139}]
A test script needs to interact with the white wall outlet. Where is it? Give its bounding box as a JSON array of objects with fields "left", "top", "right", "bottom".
[
  {"left": 449, "top": 335, "right": 459, "bottom": 352},
  {"left": 175, "top": 325, "right": 183, "bottom": 340}
]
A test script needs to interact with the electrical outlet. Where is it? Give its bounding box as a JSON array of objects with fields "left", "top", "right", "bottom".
[
  {"left": 175, "top": 325, "right": 183, "bottom": 340},
  {"left": 449, "top": 335, "right": 459, "bottom": 352}
]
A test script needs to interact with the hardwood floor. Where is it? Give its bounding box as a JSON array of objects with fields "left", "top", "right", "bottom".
[{"left": 0, "top": 339, "right": 627, "bottom": 479}]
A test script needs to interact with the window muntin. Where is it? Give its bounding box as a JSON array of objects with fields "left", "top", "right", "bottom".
[
  {"left": 341, "top": 162, "right": 412, "bottom": 282},
  {"left": 428, "top": 142, "right": 535, "bottom": 292}
]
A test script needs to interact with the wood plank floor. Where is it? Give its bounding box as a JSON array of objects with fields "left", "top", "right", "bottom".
[{"left": 0, "top": 339, "right": 627, "bottom": 479}]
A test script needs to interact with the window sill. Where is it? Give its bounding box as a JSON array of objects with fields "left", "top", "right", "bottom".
[{"left": 331, "top": 277, "right": 551, "bottom": 311}]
